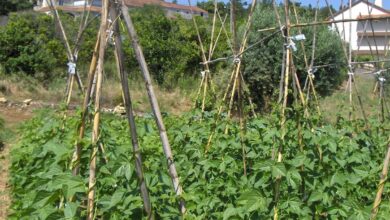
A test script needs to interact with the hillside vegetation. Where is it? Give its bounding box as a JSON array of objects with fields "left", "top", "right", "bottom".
[{"left": 0, "top": 4, "right": 347, "bottom": 111}]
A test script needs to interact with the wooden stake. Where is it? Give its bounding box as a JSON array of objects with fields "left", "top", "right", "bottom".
[
  {"left": 371, "top": 144, "right": 390, "bottom": 219},
  {"left": 46, "top": 0, "right": 84, "bottom": 93},
  {"left": 111, "top": 4, "right": 153, "bottom": 218},
  {"left": 257, "top": 16, "right": 390, "bottom": 33},
  {"left": 206, "top": 0, "right": 257, "bottom": 148},
  {"left": 120, "top": 2, "right": 186, "bottom": 215},
  {"left": 71, "top": 32, "right": 101, "bottom": 176},
  {"left": 87, "top": 0, "right": 109, "bottom": 218},
  {"left": 274, "top": 1, "right": 291, "bottom": 219}
]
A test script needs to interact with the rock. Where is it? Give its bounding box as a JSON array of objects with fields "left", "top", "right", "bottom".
[
  {"left": 113, "top": 105, "right": 126, "bottom": 115},
  {"left": 0, "top": 97, "right": 7, "bottom": 103},
  {"left": 23, "top": 99, "right": 32, "bottom": 105}
]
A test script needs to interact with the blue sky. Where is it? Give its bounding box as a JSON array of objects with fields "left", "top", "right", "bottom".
[{"left": 166, "top": 0, "right": 390, "bottom": 9}]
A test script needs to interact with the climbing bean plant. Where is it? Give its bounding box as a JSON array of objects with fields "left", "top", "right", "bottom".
[{"left": 8, "top": 109, "right": 390, "bottom": 219}]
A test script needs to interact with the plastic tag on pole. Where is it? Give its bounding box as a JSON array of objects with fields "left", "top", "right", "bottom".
[{"left": 67, "top": 62, "right": 76, "bottom": 75}]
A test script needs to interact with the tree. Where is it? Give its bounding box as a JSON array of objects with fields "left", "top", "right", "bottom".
[
  {"left": 242, "top": 4, "right": 346, "bottom": 110},
  {"left": 123, "top": 6, "right": 216, "bottom": 88},
  {"left": 0, "top": 12, "right": 65, "bottom": 78},
  {"left": 0, "top": 0, "right": 33, "bottom": 16}
]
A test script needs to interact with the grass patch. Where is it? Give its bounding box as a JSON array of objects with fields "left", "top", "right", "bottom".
[{"left": 320, "top": 73, "right": 382, "bottom": 122}]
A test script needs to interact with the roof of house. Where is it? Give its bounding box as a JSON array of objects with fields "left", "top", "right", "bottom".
[
  {"left": 36, "top": 5, "right": 101, "bottom": 13},
  {"left": 37, "top": 0, "right": 207, "bottom": 14},
  {"left": 333, "top": 0, "right": 390, "bottom": 17},
  {"left": 124, "top": 0, "right": 207, "bottom": 14}
]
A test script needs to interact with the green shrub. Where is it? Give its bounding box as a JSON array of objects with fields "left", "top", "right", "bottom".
[
  {"left": 243, "top": 4, "right": 346, "bottom": 110},
  {"left": 122, "top": 6, "right": 230, "bottom": 88},
  {"left": 0, "top": 0, "right": 32, "bottom": 16},
  {"left": 0, "top": 12, "right": 66, "bottom": 78}
]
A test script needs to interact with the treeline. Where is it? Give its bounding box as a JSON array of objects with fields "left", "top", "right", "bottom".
[
  {"left": 0, "top": 0, "right": 32, "bottom": 16},
  {"left": 0, "top": 2, "right": 346, "bottom": 110},
  {"left": 0, "top": 6, "right": 230, "bottom": 87}
]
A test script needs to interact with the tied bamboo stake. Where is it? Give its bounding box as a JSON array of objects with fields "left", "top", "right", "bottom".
[
  {"left": 110, "top": 3, "right": 153, "bottom": 218},
  {"left": 71, "top": 32, "right": 101, "bottom": 176},
  {"left": 205, "top": 0, "right": 257, "bottom": 152},
  {"left": 257, "top": 16, "right": 390, "bottom": 33},
  {"left": 324, "top": 0, "right": 368, "bottom": 126},
  {"left": 379, "top": 78, "right": 385, "bottom": 123},
  {"left": 187, "top": 0, "right": 217, "bottom": 113},
  {"left": 294, "top": 0, "right": 321, "bottom": 116},
  {"left": 120, "top": 1, "right": 186, "bottom": 215},
  {"left": 46, "top": 0, "right": 84, "bottom": 95},
  {"left": 347, "top": 0, "right": 354, "bottom": 121},
  {"left": 87, "top": 0, "right": 109, "bottom": 219},
  {"left": 371, "top": 143, "right": 390, "bottom": 219},
  {"left": 274, "top": 1, "right": 291, "bottom": 219}
]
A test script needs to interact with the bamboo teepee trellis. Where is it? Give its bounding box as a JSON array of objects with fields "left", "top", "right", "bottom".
[
  {"left": 204, "top": 0, "right": 259, "bottom": 154},
  {"left": 67, "top": 0, "right": 185, "bottom": 218},
  {"left": 45, "top": 0, "right": 89, "bottom": 104},
  {"left": 43, "top": 0, "right": 390, "bottom": 218}
]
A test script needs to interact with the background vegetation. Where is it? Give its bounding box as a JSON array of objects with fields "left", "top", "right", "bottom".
[
  {"left": 243, "top": 3, "right": 346, "bottom": 110},
  {"left": 0, "top": 2, "right": 346, "bottom": 111},
  {"left": 0, "top": 0, "right": 32, "bottom": 16}
]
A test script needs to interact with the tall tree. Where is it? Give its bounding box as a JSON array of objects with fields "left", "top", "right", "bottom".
[{"left": 0, "top": 0, "right": 33, "bottom": 16}]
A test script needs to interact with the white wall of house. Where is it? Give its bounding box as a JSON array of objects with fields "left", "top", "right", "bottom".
[
  {"left": 165, "top": 8, "right": 207, "bottom": 19},
  {"left": 332, "top": 1, "right": 388, "bottom": 53}
]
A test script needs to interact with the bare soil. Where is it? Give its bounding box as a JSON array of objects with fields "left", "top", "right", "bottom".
[{"left": 0, "top": 104, "right": 35, "bottom": 220}]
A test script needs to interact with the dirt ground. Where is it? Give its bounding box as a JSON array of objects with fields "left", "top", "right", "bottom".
[{"left": 0, "top": 105, "right": 34, "bottom": 219}]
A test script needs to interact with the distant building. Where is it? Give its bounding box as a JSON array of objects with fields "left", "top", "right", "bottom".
[
  {"left": 34, "top": 0, "right": 208, "bottom": 19},
  {"left": 331, "top": 0, "right": 390, "bottom": 55}
]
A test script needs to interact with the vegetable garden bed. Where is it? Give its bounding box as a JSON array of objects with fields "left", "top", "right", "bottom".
[{"left": 8, "top": 109, "right": 390, "bottom": 219}]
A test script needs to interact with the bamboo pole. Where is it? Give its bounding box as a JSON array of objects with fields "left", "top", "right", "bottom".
[
  {"left": 306, "top": 0, "right": 321, "bottom": 116},
  {"left": 274, "top": 1, "right": 291, "bottom": 219},
  {"left": 240, "top": 73, "right": 257, "bottom": 118},
  {"left": 238, "top": 71, "right": 246, "bottom": 176},
  {"left": 110, "top": 4, "right": 153, "bottom": 218},
  {"left": 120, "top": 1, "right": 186, "bottom": 215},
  {"left": 371, "top": 144, "right": 390, "bottom": 219},
  {"left": 186, "top": 0, "right": 215, "bottom": 113},
  {"left": 226, "top": 0, "right": 257, "bottom": 120},
  {"left": 208, "top": 0, "right": 218, "bottom": 61},
  {"left": 324, "top": 0, "right": 368, "bottom": 125},
  {"left": 71, "top": 32, "right": 101, "bottom": 176},
  {"left": 348, "top": 0, "right": 353, "bottom": 120},
  {"left": 365, "top": 4, "right": 381, "bottom": 65},
  {"left": 217, "top": 10, "right": 234, "bottom": 53},
  {"left": 257, "top": 16, "right": 390, "bottom": 33},
  {"left": 194, "top": 74, "right": 205, "bottom": 108},
  {"left": 379, "top": 79, "right": 385, "bottom": 122},
  {"left": 324, "top": 0, "right": 350, "bottom": 66},
  {"left": 206, "top": 0, "right": 257, "bottom": 149},
  {"left": 211, "top": 14, "right": 229, "bottom": 56},
  {"left": 205, "top": 68, "right": 236, "bottom": 153},
  {"left": 87, "top": 0, "right": 109, "bottom": 219},
  {"left": 46, "top": 0, "right": 84, "bottom": 93},
  {"left": 274, "top": 0, "right": 286, "bottom": 103}
]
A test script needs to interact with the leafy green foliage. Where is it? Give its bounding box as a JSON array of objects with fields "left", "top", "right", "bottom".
[
  {"left": 196, "top": 0, "right": 248, "bottom": 19},
  {"left": 9, "top": 109, "right": 390, "bottom": 219},
  {"left": 0, "top": 12, "right": 66, "bottom": 78},
  {"left": 243, "top": 4, "right": 346, "bottom": 110},
  {"left": 0, "top": 0, "right": 32, "bottom": 16},
  {"left": 123, "top": 6, "right": 220, "bottom": 88}
]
